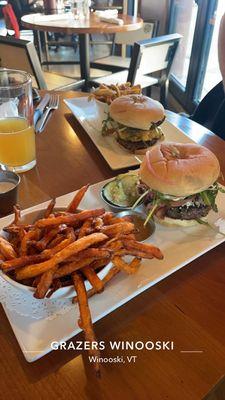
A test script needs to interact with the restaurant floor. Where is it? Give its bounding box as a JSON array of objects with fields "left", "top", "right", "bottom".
[{"left": 42, "top": 34, "right": 112, "bottom": 81}]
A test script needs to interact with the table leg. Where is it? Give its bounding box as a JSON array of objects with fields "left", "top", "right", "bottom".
[
  {"left": 78, "top": 33, "right": 90, "bottom": 90},
  {"left": 44, "top": 31, "right": 50, "bottom": 71},
  {"left": 35, "top": 30, "right": 43, "bottom": 64}
]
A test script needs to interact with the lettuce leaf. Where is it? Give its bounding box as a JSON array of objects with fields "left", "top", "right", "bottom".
[{"left": 133, "top": 181, "right": 224, "bottom": 224}]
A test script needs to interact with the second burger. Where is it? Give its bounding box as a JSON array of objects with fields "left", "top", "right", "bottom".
[{"left": 102, "top": 94, "right": 166, "bottom": 153}]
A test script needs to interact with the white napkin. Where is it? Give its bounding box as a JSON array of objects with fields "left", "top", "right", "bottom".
[
  {"left": 99, "top": 16, "right": 124, "bottom": 26},
  {"left": 94, "top": 9, "right": 118, "bottom": 18}
]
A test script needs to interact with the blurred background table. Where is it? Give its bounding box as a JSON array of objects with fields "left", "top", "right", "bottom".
[{"left": 21, "top": 13, "right": 143, "bottom": 89}]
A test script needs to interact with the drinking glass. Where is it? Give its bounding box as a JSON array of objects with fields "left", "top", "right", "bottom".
[
  {"left": 56, "top": 0, "right": 64, "bottom": 13},
  {"left": 72, "top": 0, "right": 84, "bottom": 20},
  {"left": 0, "top": 69, "right": 36, "bottom": 173},
  {"left": 72, "top": 0, "right": 90, "bottom": 20}
]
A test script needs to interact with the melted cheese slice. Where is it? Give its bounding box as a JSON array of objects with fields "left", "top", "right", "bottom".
[{"left": 118, "top": 128, "right": 163, "bottom": 142}]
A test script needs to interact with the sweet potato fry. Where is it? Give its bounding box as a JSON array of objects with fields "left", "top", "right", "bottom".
[
  {"left": 66, "top": 226, "right": 76, "bottom": 242},
  {"left": 1, "top": 253, "right": 49, "bottom": 271},
  {"left": 78, "top": 219, "right": 93, "bottom": 239},
  {"left": 82, "top": 266, "right": 104, "bottom": 293},
  {"left": 3, "top": 224, "right": 33, "bottom": 234},
  {"left": 1, "top": 236, "right": 73, "bottom": 272},
  {"left": 48, "top": 236, "right": 74, "bottom": 255},
  {"left": 54, "top": 211, "right": 72, "bottom": 217},
  {"left": 129, "top": 257, "right": 141, "bottom": 272},
  {"left": 12, "top": 204, "right": 21, "bottom": 225},
  {"left": 91, "top": 258, "right": 110, "bottom": 271},
  {"left": 89, "top": 83, "right": 141, "bottom": 104},
  {"left": 44, "top": 199, "right": 56, "bottom": 218},
  {"left": 65, "top": 248, "right": 111, "bottom": 263},
  {"left": 101, "top": 236, "right": 123, "bottom": 251},
  {"left": 72, "top": 272, "right": 101, "bottom": 377},
  {"left": 102, "top": 265, "right": 120, "bottom": 284},
  {"left": 54, "top": 249, "right": 110, "bottom": 279},
  {"left": 112, "top": 256, "right": 141, "bottom": 274},
  {"left": 124, "top": 233, "right": 136, "bottom": 240},
  {"left": 46, "top": 279, "right": 62, "bottom": 298},
  {"left": 101, "top": 212, "right": 113, "bottom": 225},
  {"left": 109, "top": 216, "right": 132, "bottom": 224},
  {"left": 32, "top": 275, "right": 42, "bottom": 287},
  {"left": 34, "top": 266, "right": 58, "bottom": 299},
  {"left": 47, "top": 234, "right": 65, "bottom": 248},
  {"left": 66, "top": 184, "right": 89, "bottom": 213},
  {"left": 73, "top": 265, "right": 119, "bottom": 303},
  {"left": 0, "top": 237, "right": 17, "bottom": 260},
  {"left": 35, "top": 225, "right": 67, "bottom": 251},
  {"left": 20, "top": 229, "right": 41, "bottom": 256},
  {"left": 55, "top": 258, "right": 94, "bottom": 279},
  {"left": 93, "top": 217, "right": 103, "bottom": 231},
  {"left": 16, "top": 233, "right": 108, "bottom": 280},
  {"left": 122, "top": 239, "right": 163, "bottom": 260},
  {"left": 100, "top": 222, "right": 135, "bottom": 237},
  {"left": 115, "top": 249, "right": 154, "bottom": 259},
  {"left": 36, "top": 209, "right": 105, "bottom": 228}
]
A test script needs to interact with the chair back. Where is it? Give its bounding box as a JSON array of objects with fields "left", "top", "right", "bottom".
[
  {"left": 0, "top": 36, "right": 47, "bottom": 89},
  {"left": 2, "top": 4, "right": 20, "bottom": 39},
  {"left": 114, "top": 20, "right": 158, "bottom": 46},
  {"left": 127, "top": 34, "right": 182, "bottom": 84}
]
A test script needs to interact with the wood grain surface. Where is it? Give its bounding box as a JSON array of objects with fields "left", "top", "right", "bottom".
[{"left": 1, "top": 91, "right": 225, "bottom": 400}]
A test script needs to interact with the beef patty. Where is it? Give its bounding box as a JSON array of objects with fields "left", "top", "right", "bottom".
[
  {"left": 166, "top": 204, "right": 211, "bottom": 220},
  {"left": 117, "top": 137, "right": 158, "bottom": 152}
]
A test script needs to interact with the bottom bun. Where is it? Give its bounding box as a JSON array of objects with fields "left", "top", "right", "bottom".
[{"left": 154, "top": 215, "right": 207, "bottom": 228}]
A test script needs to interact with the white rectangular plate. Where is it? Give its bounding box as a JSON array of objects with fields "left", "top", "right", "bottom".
[
  {"left": 64, "top": 97, "right": 195, "bottom": 170},
  {"left": 1, "top": 180, "right": 225, "bottom": 362}
]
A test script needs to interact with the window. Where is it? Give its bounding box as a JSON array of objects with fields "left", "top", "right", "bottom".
[
  {"left": 168, "top": 0, "right": 219, "bottom": 113},
  {"left": 170, "top": 0, "right": 198, "bottom": 89},
  {"left": 200, "top": 0, "right": 225, "bottom": 99}
]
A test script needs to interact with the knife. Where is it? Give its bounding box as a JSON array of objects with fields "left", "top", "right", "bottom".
[{"left": 33, "top": 94, "right": 50, "bottom": 127}]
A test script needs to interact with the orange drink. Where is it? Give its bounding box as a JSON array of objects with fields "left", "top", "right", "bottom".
[
  {"left": 0, "top": 118, "right": 36, "bottom": 169},
  {"left": 0, "top": 69, "right": 36, "bottom": 172}
]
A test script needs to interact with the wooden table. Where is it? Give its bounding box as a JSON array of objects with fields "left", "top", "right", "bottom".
[
  {"left": 21, "top": 13, "right": 143, "bottom": 88},
  {"left": 1, "top": 91, "right": 225, "bottom": 400}
]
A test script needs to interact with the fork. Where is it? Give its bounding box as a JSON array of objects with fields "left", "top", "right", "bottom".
[{"left": 36, "top": 94, "right": 59, "bottom": 133}]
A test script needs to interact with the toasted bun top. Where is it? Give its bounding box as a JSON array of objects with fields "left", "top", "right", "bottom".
[
  {"left": 109, "top": 94, "right": 165, "bottom": 130},
  {"left": 139, "top": 142, "right": 220, "bottom": 196}
]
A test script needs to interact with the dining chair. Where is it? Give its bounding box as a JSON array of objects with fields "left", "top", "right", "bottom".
[
  {"left": 91, "top": 19, "right": 159, "bottom": 73},
  {"left": 2, "top": 3, "right": 43, "bottom": 59},
  {"left": 92, "top": 33, "right": 182, "bottom": 107},
  {"left": 0, "top": 36, "right": 82, "bottom": 91}
]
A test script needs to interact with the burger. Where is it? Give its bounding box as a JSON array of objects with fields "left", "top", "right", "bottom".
[
  {"left": 137, "top": 142, "right": 222, "bottom": 227},
  {"left": 102, "top": 94, "right": 165, "bottom": 153}
]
